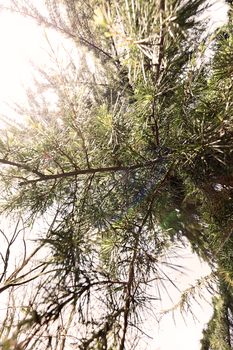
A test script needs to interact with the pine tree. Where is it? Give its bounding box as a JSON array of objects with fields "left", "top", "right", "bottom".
[{"left": 2, "top": 0, "right": 233, "bottom": 349}]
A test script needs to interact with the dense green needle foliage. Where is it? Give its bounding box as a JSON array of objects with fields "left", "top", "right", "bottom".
[{"left": 0, "top": 0, "right": 233, "bottom": 349}]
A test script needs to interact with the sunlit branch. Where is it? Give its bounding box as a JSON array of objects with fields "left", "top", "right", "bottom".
[
  {"left": 0, "top": 158, "right": 44, "bottom": 177},
  {"left": 1, "top": 4, "right": 115, "bottom": 63},
  {"left": 150, "top": 0, "right": 166, "bottom": 147},
  {"left": 155, "top": 0, "right": 165, "bottom": 82},
  {"left": 18, "top": 158, "right": 168, "bottom": 185}
]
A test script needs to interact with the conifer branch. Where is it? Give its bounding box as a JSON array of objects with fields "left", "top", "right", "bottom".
[{"left": 18, "top": 158, "right": 167, "bottom": 185}]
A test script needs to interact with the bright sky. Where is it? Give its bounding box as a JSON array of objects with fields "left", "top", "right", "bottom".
[
  {"left": 0, "top": 12, "right": 44, "bottom": 110},
  {"left": 0, "top": 1, "right": 229, "bottom": 349},
  {"left": 151, "top": 250, "right": 213, "bottom": 350}
]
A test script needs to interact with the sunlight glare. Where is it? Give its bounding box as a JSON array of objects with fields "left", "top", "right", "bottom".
[{"left": 0, "top": 12, "right": 46, "bottom": 105}]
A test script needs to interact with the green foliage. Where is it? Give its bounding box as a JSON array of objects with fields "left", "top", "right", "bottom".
[
  {"left": 2, "top": 0, "right": 233, "bottom": 349},
  {"left": 201, "top": 281, "right": 233, "bottom": 350}
]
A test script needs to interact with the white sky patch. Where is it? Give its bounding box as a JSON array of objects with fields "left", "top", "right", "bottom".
[
  {"left": 0, "top": 12, "right": 45, "bottom": 108},
  {"left": 137, "top": 244, "right": 213, "bottom": 350},
  {"left": 206, "top": 0, "right": 229, "bottom": 31},
  {"left": 0, "top": 9, "right": 80, "bottom": 125},
  {"left": 86, "top": 50, "right": 97, "bottom": 74}
]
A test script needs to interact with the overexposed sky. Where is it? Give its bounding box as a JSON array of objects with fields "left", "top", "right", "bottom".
[
  {"left": 0, "top": 12, "right": 44, "bottom": 107},
  {"left": 0, "top": 8, "right": 79, "bottom": 123},
  {"left": 0, "top": 1, "right": 229, "bottom": 349},
  {"left": 206, "top": 0, "right": 229, "bottom": 30}
]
